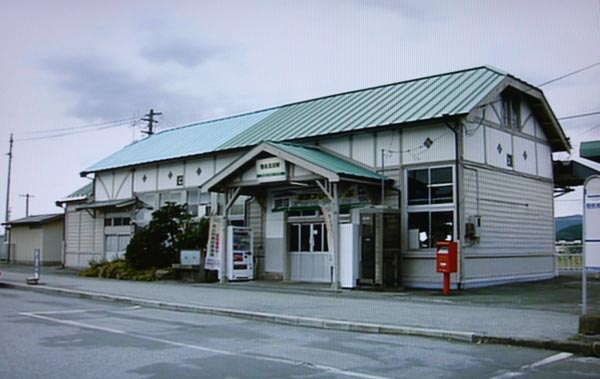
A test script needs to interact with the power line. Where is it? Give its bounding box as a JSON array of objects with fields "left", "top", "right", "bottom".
[
  {"left": 19, "top": 117, "right": 137, "bottom": 136},
  {"left": 14, "top": 119, "right": 134, "bottom": 142},
  {"left": 537, "top": 61, "right": 600, "bottom": 87},
  {"left": 476, "top": 62, "right": 600, "bottom": 110},
  {"left": 581, "top": 123, "right": 600, "bottom": 136},
  {"left": 558, "top": 111, "right": 600, "bottom": 121}
]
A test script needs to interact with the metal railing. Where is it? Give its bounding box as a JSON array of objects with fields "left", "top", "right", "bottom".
[{"left": 555, "top": 241, "right": 583, "bottom": 272}]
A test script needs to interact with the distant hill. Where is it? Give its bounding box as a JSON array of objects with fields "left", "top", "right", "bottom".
[{"left": 556, "top": 215, "right": 582, "bottom": 241}]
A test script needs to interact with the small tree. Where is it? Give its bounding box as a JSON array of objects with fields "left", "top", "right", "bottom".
[{"left": 126, "top": 203, "right": 207, "bottom": 270}]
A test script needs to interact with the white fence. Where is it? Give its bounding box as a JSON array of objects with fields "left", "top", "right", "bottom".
[{"left": 555, "top": 241, "right": 583, "bottom": 272}]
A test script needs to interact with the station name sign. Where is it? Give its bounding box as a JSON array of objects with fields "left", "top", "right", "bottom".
[{"left": 256, "top": 157, "right": 287, "bottom": 183}]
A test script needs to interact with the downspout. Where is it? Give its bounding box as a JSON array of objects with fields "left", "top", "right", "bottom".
[{"left": 443, "top": 114, "right": 463, "bottom": 289}]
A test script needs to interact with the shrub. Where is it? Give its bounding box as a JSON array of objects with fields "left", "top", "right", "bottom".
[
  {"left": 125, "top": 203, "right": 209, "bottom": 270},
  {"left": 78, "top": 259, "right": 174, "bottom": 281}
]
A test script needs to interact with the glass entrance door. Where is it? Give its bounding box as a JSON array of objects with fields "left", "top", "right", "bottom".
[{"left": 289, "top": 223, "right": 331, "bottom": 282}]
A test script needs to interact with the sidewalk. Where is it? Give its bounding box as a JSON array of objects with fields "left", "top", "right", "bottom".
[{"left": 1, "top": 264, "right": 599, "bottom": 356}]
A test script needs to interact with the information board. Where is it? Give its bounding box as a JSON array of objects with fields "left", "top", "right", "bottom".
[
  {"left": 584, "top": 176, "right": 600, "bottom": 271},
  {"left": 204, "top": 216, "right": 224, "bottom": 271}
]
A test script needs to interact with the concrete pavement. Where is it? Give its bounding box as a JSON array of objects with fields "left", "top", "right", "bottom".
[{"left": 1, "top": 264, "right": 599, "bottom": 356}]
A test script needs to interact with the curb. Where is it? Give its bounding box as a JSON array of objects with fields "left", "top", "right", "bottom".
[{"left": 2, "top": 280, "right": 598, "bottom": 357}]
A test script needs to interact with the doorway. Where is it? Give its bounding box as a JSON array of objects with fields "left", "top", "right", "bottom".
[{"left": 289, "top": 222, "right": 332, "bottom": 282}]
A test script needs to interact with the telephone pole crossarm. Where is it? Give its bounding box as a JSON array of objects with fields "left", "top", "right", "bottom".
[{"left": 141, "top": 108, "right": 162, "bottom": 136}]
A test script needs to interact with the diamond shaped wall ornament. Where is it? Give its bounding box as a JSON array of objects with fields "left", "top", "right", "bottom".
[
  {"left": 423, "top": 137, "right": 433, "bottom": 149},
  {"left": 523, "top": 151, "right": 528, "bottom": 160},
  {"left": 196, "top": 167, "right": 202, "bottom": 176},
  {"left": 497, "top": 144, "right": 503, "bottom": 154},
  {"left": 142, "top": 174, "right": 147, "bottom": 182},
  {"left": 168, "top": 171, "right": 173, "bottom": 179}
]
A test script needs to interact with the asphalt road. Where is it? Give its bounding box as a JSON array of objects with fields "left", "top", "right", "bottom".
[{"left": 1, "top": 286, "right": 599, "bottom": 379}]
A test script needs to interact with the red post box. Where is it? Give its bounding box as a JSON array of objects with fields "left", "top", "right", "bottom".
[{"left": 436, "top": 241, "right": 458, "bottom": 295}]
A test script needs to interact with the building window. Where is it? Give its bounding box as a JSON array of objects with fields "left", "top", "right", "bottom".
[
  {"left": 501, "top": 95, "right": 520, "bottom": 130},
  {"left": 159, "top": 190, "right": 184, "bottom": 207},
  {"left": 104, "top": 217, "right": 131, "bottom": 227},
  {"left": 136, "top": 192, "right": 159, "bottom": 227},
  {"left": 187, "top": 189, "right": 211, "bottom": 218},
  {"left": 407, "top": 166, "right": 454, "bottom": 249},
  {"left": 408, "top": 211, "right": 454, "bottom": 249},
  {"left": 105, "top": 234, "right": 131, "bottom": 261},
  {"left": 408, "top": 167, "right": 453, "bottom": 206}
]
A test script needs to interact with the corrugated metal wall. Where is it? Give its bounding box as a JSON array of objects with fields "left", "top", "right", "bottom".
[
  {"left": 462, "top": 166, "right": 555, "bottom": 284},
  {"left": 64, "top": 206, "right": 104, "bottom": 267}
]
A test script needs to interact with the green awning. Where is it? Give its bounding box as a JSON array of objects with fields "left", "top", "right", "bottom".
[{"left": 581, "top": 141, "right": 600, "bottom": 164}]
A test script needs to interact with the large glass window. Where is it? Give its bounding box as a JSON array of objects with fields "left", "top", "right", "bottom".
[
  {"left": 288, "top": 223, "right": 328, "bottom": 253},
  {"left": 408, "top": 211, "right": 453, "bottom": 249},
  {"left": 160, "top": 191, "right": 184, "bottom": 207},
  {"left": 408, "top": 167, "right": 453, "bottom": 206},
  {"left": 407, "top": 166, "right": 454, "bottom": 249}
]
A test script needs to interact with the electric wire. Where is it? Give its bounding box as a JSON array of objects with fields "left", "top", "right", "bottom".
[
  {"left": 537, "top": 62, "right": 600, "bottom": 87},
  {"left": 557, "top": 111, "right": 600, "bottom": 121},
  {"left": 19, "top": 117, "right": 137, "bottom": 136},
  {"left": 580, "top": 123, "right": 600, "bottom": 136},
  {"left": 475, "top": 61, "right": 600, "bottom": 111},
  {"left": 14, "top": 119, "right": 136, "bottom": 142}
]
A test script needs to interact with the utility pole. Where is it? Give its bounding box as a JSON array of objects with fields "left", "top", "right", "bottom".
[
  {"left": 19, "top": 193, "right": 34, "bottom": 217},
  {"left": 141, "top": 108, "right": 162, "bottom": 136},
  {"left": 4, "top": 133, "right": 13, "bottom": 263},
  {"left": 4, "top": 133, "right": 13, "bottom": 237}
]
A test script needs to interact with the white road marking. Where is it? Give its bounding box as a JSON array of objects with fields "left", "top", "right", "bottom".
[
  {"left": 22, "top": 305, "right": 141, "bottom": 315},
  {"left": 526, "top": 352, "right": 573, "bottom": 369},
  {"left": 20, "top": 310, "right": 393, "bottom": 379},
  {"left": 489, "top": 352, "right": 574, "bottom": 379}
]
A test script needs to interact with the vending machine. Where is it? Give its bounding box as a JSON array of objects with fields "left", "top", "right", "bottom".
[{"left": 226, "top": 226, "right": 254, "bottom": 281}]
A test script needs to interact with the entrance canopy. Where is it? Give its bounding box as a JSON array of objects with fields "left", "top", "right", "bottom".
[
  {"left": 202, "top": 141, "right": 392, "bottom": 194},
  {"left": 202, "top": 141, "right": 394, "bottom": 289}
]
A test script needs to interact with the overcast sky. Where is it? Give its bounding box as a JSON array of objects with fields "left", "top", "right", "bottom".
[{"left": 1, "top": 0, "right": 599, "bottom": 229}]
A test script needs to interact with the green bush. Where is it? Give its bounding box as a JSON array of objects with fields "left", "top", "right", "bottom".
[
  {"left": 79, "top": 259, "right": 174, "bottom": 281},
  {"left": 125, "top": 203, "right": 208, "bottom": 270}
]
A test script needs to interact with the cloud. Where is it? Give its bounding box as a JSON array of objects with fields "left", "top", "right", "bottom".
[
  {"left": 140, "top": 40, "right": 222, "bottom": 68},
  {"left": 42, "top": 55, "right": 207, "bottom": 125}
]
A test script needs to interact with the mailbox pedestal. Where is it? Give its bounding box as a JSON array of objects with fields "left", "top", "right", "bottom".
[{"left": 436, "top": 242, "right": 458, "bottom": 295}]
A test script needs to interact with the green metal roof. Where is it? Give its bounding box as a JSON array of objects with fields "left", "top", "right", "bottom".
[
  {"left": 82, "top": 109, "right": 276, "bottom": 174},
  {"left": 67, "top": 182, "right": 93, "bottom": 199},
  {"left": 83, "top": 66, "right": 548, "bottom": 174},
  {"left": 220, "top": 66, "right": 506, "bottom": 149},
  {"left": 581, "top": 141, "right": 600, "bottom": 164},
  {"left": 267, "top": 141, "right": 386, "bottom": 181}
]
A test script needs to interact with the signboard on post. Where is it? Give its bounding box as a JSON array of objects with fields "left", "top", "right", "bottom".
[
  {"left": 582, "top": 175, "right": 600, "bottom": 315},
  {"left": 584, "top": 175, "right": 600, "bottom": 271},
  {"left": 33, "top": 248, "right": 41, "bottom": 280},
  {"left": 204, "top": 216, "right": 224, "bottom": 272}
]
